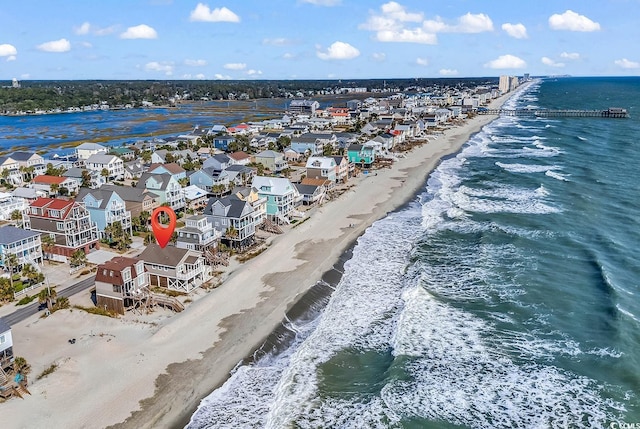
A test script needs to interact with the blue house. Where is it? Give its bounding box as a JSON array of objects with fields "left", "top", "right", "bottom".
[
  {"left": 77, "top": 188, "right": 133, "bottom": 239},
  {"left": 189, "top": 168, "right": 230, "bottom": 193},
  {"left": 213, "top": 136, "right": 236, "bottom": 151}
]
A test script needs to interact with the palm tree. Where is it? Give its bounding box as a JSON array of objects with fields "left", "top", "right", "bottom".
[
  {"left": 100, "top": 168, "right": 110, "bottom": 181},
  {"left": 38, "top": 286, "right": 57, "bottom": 312},
  {"left": 69, "top": 249, "right": 87, "bottom": 268},
  {"left": 81, "top": 170, "right": 92, "bottom": 188},
  {"left": 10, "top": 209, "right": 23, "bottom": 226},
  {"left": 50, "top": 183, "right": 60, "bottom": 196},
  {"left": 139, "top": 211, "right": 151, "bottom": 232},
  {"left": 3, "top": 253, "right": 19, "bottom": 299},
  {"left": 1, "top": 169, "right": 10, "bottom": 185},
  {"left": 41, "top": 234, "right": 55, "bottom": 263}
]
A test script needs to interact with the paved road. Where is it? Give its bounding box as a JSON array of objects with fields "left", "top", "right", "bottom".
[{"left": 1, "top": 276, "right": 96, "bottom": 326}]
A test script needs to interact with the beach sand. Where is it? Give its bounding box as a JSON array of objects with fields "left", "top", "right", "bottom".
[{"left": 2, "top": 96, "right": 510, "bottom": 429}]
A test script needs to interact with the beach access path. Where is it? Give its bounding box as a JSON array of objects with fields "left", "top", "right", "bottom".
[{"left": 2, "top": 91, "right": 515, "bottom": 429}]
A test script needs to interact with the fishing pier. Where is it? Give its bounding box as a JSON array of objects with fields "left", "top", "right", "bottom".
[{"left": 478, "top": 107, "right": 629, "bottom": 118}]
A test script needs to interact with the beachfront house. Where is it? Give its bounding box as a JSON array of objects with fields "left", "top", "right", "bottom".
[
  {"left": 138, "top": 244, "right": 210, "bottom": 293},
  {"left": 204, "top": 195, "right": 256, "bottom": 249},
  {"left": 0, "top": 225, "right": 43, "bottom": 269},
  {"left": 22, "top": 197, "right": 99, "bottom": 259},
  {"left": 84, "top": 154, "right": 125, "bottom": 181},
  {"left": 77, "top": 188, "right": 133, "bottom": 240},
  {"left": 0, "top": 318, "right": 14, "bottom": 371},
  {"left": 305, "top": 156, "right": 337, "bottom": 183},
  {"left": 95, "top": 257, "right": 149, "bottom": 315},
  {"left": 175, "top": 215, "right": 221, "bottom": 252},
  {"left": 253, "top": 151, "right": 288, "bottom": 173},
  {"left": 252, "top": 176, "right": 301, "bottom": 224},
  {"left": 136, "top": 173, "right": 185, "bottom": 211},
  {"left": 0, "top": 192, "right": 29, "bottom": 221},
  {"left": 294, "top": 183, "right": 326, "bottom": 206},
  {"left": 75, "top": 143, "right": 108, "bottom": 161},
  {"left": 231, "top": 187, "right": 267, "bottom": 226},
  {"left": 332, "top": 156, "right": 350, "bottom": 183},
  {"left": 347, "top": 144, "right": 376, "bottom": 167}
]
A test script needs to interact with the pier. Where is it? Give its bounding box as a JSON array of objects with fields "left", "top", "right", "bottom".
[{"left": 478, "top": 107, "right": 629, "bottom": 118}]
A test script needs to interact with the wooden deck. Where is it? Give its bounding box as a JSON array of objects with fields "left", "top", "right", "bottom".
[{"left": 478, "top": 107, "right": 629, "bottom": 118}]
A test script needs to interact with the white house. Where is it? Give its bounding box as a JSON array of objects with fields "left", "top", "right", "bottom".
[
  {"left": 75, "top": 143, "right": 108, "bottom": 161},
  {"left": 84, "top": 154, "right": 125, "bottom": 181}
]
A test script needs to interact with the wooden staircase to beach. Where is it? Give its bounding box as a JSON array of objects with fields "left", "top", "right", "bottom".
[
  {"left": 260, "top": 218, "right": 284, "bottom": 234},
  {"left": 0, "top": 368, "right": 30, "bottom": 400},
  {"left": 150, "top": 293, "right": 185, "bottom": 313}
]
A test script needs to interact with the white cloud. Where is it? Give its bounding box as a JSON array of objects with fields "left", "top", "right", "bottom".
[
  {"left": 263, "top": 38, "right": 293, "bottom": 46},
  {"left": 214, "top": 73, "right": 232, "bottom": 80},
  {"left": 614, "top": 58, "right": 640, "bottom": 69},
  {"left": 549, "top": 10, "right": 600, "bottom": 32},
  {"left": 190, "top": 4, "right": 240, "bottom": 22},
  {"left": 224, "top": 63, "right": 246, "bottom": 70},
  {"left": 37, "top": 39, "right": 71, "bottom": 53},
  {"left": 75, "top": 22, "right": 91, "bottom": 35},
  {"left": 484, "top": 54, "right": 526, "bottom": 69},
  {"left": 185, "top": 59, "right": 207, "bottom": 66},
  {"left": 120, "top": 24, "right": 158, "bottom": 39},
  {"left": 183, "top": 73, "right": 206, "bottom": 80},
  {"left": 282, "top": 52, "right": 295, "bottom": 59},
  {"left": 423, "top": 13, "right": 494, "bottom": 33},
  {"left": 439, "top": 69, "right": 458, "bottom": 76},
  {"left": 300, "top": 0, "right": 341, "bottom": 5},
  {"left": 416, "top": 57, "right": 428, "bottom": 66},
  {"left": 6, "top": 55, "right": 16, "bottom": 61},
  {"left": 502, "top": 23, "right": 527, "bottom": 39},
  {"left": 371, "top": 52, "right": 386, "bottom": 62},
  {"left": 144, "top": 61, "right": 173, "bottom": 75},
  {"left": 94, "top": 25, "right": 118, "bottom": 36},
  {"left": 380, "top": 1, "right": 423, "bottom": 22},
  {"left": 560, "top": 52, "right": 580, "bottom": 60},
  {"left": 376, "top": 29, "right": 437, "bottom": 44},
  {"left": 246, "top": 69, "right": 262, "bottom": 76},
  {"left": 317, "top": 41, "right": 360, "bottom": 60},
  {"left": 541, "top": 57, "right": 565, "bottom": 68},
  {"left": 0, "top": 44, "right": 18, "bottom": 57},
  {"left": 20, "top": 73, "right": 30, "bottom": 79}
]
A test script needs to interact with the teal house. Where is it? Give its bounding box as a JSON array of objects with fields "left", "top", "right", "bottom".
[{"left": 347, "top": 144, "right": 376, "bottom": 166}]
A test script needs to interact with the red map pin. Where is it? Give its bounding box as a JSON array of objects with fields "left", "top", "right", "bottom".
[{"left": 151, "top": 206, "right": 177, "bottom": 248}]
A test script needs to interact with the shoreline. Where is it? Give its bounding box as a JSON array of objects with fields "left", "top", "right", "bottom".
[{"left": 2, "top": 92, "right": 515, "bottom": 429}]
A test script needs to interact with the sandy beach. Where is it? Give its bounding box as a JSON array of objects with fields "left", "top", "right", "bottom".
[{"left": 2, "top": 95, "right": 510, "bottom": 429}]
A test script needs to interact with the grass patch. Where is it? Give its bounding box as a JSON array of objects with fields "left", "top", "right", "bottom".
[
  {"left": 16, "top": 295, "right": 37, "bottom": 306},
  {"left": 151, "top": 287, "right": 187, "bottom": 297},
  {"left": 236, "top": 247, "right": 267, "bottom": 263},
  {"left": 73, "top": 305, "right": 118, "bottom": 318},
  {"left": 36, "top": 363, "right": 58, "bottom": 380}
]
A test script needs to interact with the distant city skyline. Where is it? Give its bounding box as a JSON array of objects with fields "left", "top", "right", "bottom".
[{"left": 1, "top": 1, "right": 638, "bottom": 80}]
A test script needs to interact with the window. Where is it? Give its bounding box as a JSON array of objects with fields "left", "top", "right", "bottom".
[
  {"left": 0, "top": 335, "right": 5, "bottom": 344},
  {"left": 57, "top": 222, "right": 64, "bottom": 231},
  {"left": 113, "top": 285, "right": 122, "bottom": 293}
]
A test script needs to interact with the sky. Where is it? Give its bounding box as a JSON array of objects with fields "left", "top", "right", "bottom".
[{"left": 1, "top": 0, "right": 639, "bottom": 81}]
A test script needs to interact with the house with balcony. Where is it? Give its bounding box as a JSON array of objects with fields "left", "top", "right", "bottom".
[
  {"left": 332, "top": 156, "right": 350, "bottom": 182},
  {"left": 75, "top": 143, "right": 108, "bottom": 161},
  {"left": 124, "top": 160, "right": 146, "bottom": 180},
  {"left": 0, "top": 318, "right": 13, "bottom": 371},
  {"left": 100, "top": 185, "right": 159, "bottom": 219},
  {"left": 175, "top": 215, "right": 221, "bottom": 252},
  {"left": 0, "top": 192, "right": 29, "bottom": 222},
  {"left": 147, "top": 163, "right": 187, "bottom": 182},
  {"left": 95, "top": 257, "right": 149, "bottom": 315},
  {"left": 62, "top": 167, "right": 105, "bottom": 189},
  {"left": 84, "top": 154, "right": 125, "bottom": 181},
  {"left": 0, "top": 226, "right": 43, "bottom": 269},
  {"left": 109, "top": 146, "right": 136, "bottom": 161},
  {"left": 0, "top": 156, "right": 23, "bottom": 186},
  {"left": 7, "top": 151, "right": 47, "bottom": 181},
  {"left": 189, "top": 168, "right": 231, "bottom": 194},
  {"left": 290, "top": 137, "right": 324, "bottom": 156},
  {"left": 138, "top": 244, "right": 210, "bottom": 293},
  {"left": 252, "top": 176, "right": 301, "bottom": 224},
  {"left": 22, "top": 197, "right": 99, "bottom": 258},
  {"left": 204, "top": 195, "right": 256, "bottom": 249},
  {"left": 31, "top": 175, "right": 80, "bottom": 196},
  {"left": 227, "top": 151, "right": 251, "bottom": 166},
  {"left": 77, "top": 188, "right": 133, "bottom": 239},
  {"left": 305, "top": 156, "right": 337, "bottom": 184},
  {"left": 232, "top": 186, "right": 267, "bottom": 226},
  {"left": 202, "top": 153, "right": 233, "bottom": 171},
  {"left": 294, "top": 183, "right": 326, "bottom": 206},
  {"left": 253, "top": 150, "right": 288, "bottom": 173},
  {"left": 347, "top": 144, "right": 376, "bottom": 167},
  {"left": 136, "top": 173, "right": 185, "bottom": 211},
  {"left": 182, "top": 185, "right": 208, "bottom": 210}
]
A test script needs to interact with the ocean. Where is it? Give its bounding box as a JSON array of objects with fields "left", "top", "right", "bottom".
[{"left": 187, "top": 77, "right": 640, "bottom": 428}]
